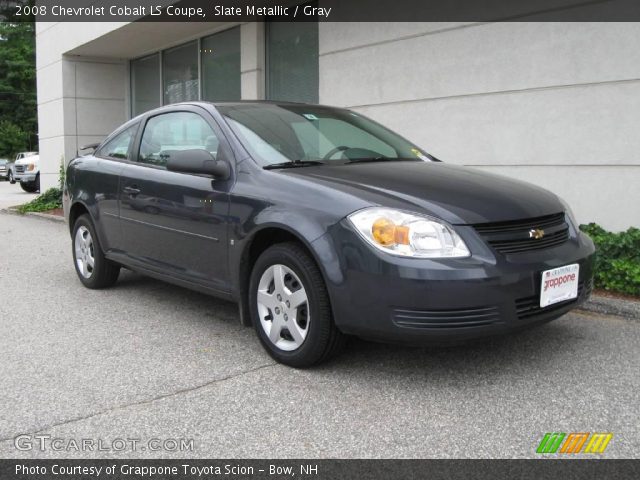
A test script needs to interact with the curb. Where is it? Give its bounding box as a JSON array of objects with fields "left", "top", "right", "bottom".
[
  {"left": 579, "top": 294, "right": 639, "bottom": 321},
  {"left": 1, "top": 207, "right": 65, "bottom": 224},
  {"left": 25, "top": 211, "right": 66, "bottom": 223}
]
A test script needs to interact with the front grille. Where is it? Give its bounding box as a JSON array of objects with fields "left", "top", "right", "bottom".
[
  {"left": 473, "top": 213, "right": 569, "bottom": 254},
  {"left": 392, "top": 306, "right": 500, "bottom": 329},
  {"left": 515, "top": 279, "right": 591, "bottom": 320},
  {"left": 15, "top": 165, "right": 25, "bottom": 173}
]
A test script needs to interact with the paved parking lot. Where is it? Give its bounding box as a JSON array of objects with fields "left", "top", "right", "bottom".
[
  {"left": 0, "top": 178, "right": 38, "bottom": 210},
  {"left": 0, "top": 210, "right": 638, "bottom": 459}
]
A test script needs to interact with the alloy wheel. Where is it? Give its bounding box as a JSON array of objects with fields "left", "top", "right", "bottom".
[
  {"left": 256, "top": 264, "right": 310, "bottom": 351},
  {"left": 74, "top": 226, "right": 95, "bottom": 278}
]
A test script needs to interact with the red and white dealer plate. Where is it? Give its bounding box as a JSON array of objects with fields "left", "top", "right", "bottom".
[{"left": 540, "top": 264, "right": 580, "bottom": 308}]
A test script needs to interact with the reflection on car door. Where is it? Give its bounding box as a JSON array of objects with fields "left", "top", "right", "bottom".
[{"left": 118, "top": 107, "right": 232, "bottom": 293}]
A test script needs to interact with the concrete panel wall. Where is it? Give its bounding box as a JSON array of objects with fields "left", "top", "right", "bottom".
[
  {"left": 241, "top": 22, "right": 265, "bottom": 100},
  {"left": 36, "top": 57, "right": 127, "bottom": 190},
  {"left": 36, "top": 22, "right": 132, "bottom": 191},
  {"left": 319, "top": 22, "right": 640, "bottom": 231}
]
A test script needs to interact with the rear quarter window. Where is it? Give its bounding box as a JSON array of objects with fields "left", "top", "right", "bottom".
[{"left": 96, "top": 125, "right": 138, "bottom": 160}]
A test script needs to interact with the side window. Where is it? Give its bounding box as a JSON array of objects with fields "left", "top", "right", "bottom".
[
  {"left": 138, "top": 111, "right": 219, "bottom": 168},
  {"left": 96, "top": 126, "right": 136, "bottom": 159}
]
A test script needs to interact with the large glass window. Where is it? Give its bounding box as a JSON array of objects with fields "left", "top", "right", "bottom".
[
  {"left": 131, "top": 54, "right": 160, "bottom": 116},
  {"left": 139, "top": 112, "right": 219, "bottom": 168},
  {"left": 201, "top": 27, "right": 241, "bottom": 102},
  {"left": 163, "top": 42, "right": 199, "bottom": 104},
  {"left": 267, "top": 16, "right": 319, "bottom": 103}
]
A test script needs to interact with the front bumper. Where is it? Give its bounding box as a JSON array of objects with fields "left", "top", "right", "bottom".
[
  {"left": 16, "top": 173, "right": 37, "bottom": 183},
  {"left": 321, "top": 220, "right": 595, "bottom": 345}
]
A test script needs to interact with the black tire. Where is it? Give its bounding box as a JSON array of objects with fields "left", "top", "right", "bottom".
[
  {"left": 20, "top": 179, "right": 38, "bottom": 193},
  {"left": 72, "top": 214, "right": 120, "bottom": 289},
  {"left": 249, "top": 242, "right": 346, "bottom": 368},
  {"left": 35, "top": 173, "right": 40, "bottom": 192},
  {"left": 8, "top": 171, "right": 15, "bottom": 184}
]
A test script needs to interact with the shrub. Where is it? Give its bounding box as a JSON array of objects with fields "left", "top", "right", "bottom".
[
  {"left": 17, "top": 187, "right": 62, "bottom": 214},
  {"left": 579, "top": 223, "right": 640, "bottom": 296}
]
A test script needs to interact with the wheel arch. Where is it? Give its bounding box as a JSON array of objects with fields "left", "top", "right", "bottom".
[{"left": 236, "top": 224, "right": 336, "bottom": 327}]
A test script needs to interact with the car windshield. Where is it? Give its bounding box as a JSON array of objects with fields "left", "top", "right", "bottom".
[{"left": 217, "top": 104, "right": 434, "bottom": 166}]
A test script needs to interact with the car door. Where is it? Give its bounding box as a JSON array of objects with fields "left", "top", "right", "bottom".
[
  {"left": 118, "top": 106, "right": 233, "bottom": 293},
  {"left": 92, "top": 123, "right": 139, "bottom": 252}
]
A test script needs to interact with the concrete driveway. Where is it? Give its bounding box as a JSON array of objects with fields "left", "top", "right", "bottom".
[
  {"left": 0, "top": 178, "right": 38, "bottom": 210},
  {"left": 0, "top": 212, "right": 638, "bottom": 459}
]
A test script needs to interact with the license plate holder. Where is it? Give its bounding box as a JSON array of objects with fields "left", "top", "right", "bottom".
[{"left": 540, "top": 264, "right": 579, "bottom": 308}]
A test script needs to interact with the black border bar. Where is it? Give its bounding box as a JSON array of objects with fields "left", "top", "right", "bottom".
[
  {"left": 1, "top": 459, "right": 639, "bottom": 480},
  {"left": 13, "top": 0, "right": 640, "bottom": 22}
]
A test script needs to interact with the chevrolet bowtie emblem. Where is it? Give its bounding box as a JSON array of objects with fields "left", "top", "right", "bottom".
[{"left": 529, "top": 228, "right": 545, "bottom": 240}]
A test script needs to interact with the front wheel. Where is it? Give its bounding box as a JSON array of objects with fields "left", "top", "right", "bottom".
[
  {"left": 72, "top": 214, "right": 120, "bottom": 288},
  {"left": 249, "top": 242, "right": 345, "bottom": 368},
  {"left": 20, "top": 174, "right": 39, "bottom": 193},
  {"left": 8, "top": 171, "right": 14, "bottom": 183}
]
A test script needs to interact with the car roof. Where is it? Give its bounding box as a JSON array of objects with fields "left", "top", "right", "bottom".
[
  {"left": 123, "top": 101, "right": 342, "bottom": 131},
  {"left": 171, "top": 100, "right": 336, "bottom": 109}
]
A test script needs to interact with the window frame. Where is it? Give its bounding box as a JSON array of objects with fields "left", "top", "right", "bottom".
[{"left": 130, "top": 105, "right": 235, "bottom": 174}]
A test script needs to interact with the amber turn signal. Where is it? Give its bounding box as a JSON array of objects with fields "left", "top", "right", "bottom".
[{"left": 372, "top": 218, "right": 410, "bottom": 246}]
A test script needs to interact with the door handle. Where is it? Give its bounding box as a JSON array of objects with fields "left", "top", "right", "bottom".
[{"left": 123, "top": 186, "right": 141, "bottom": 196}]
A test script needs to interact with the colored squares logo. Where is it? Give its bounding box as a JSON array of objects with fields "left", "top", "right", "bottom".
[{"left": 537, "top": 433, "right": 612, "bottom": 454}]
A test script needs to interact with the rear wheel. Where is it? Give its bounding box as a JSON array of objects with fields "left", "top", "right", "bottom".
[
  {"left": 72, "top": 214, "right": 120, "bottom": 288},
  {"left": 249, "top": 242, "right": 345, "bottom": 367},
  {"left": 8, "top": 171, "right": 14, "bottom": 183}
]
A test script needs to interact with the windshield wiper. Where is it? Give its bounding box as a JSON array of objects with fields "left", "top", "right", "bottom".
[{"left": 263, "top": 160, "right": 324, "bottom": 170}]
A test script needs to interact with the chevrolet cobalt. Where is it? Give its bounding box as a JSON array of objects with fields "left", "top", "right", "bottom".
[{"left": 64, "top": 102, "right": 595, "bottom": 367}]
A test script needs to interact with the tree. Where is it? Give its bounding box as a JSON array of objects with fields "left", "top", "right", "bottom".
[
  {"left": 0, "top": 120, "right": 28, "bottom": 158},
  {"left": 0, "top": 0, "right": 36, "bottom": 158}
]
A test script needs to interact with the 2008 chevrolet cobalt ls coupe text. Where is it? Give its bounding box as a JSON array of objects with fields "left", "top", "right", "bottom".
[{"left": 64, "top": 102, "right": 595, "bottom": 367}]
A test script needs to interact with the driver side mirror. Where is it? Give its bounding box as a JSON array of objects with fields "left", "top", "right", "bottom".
[{"left": 165, "top": 149, "right": 230, "bottom": 179}]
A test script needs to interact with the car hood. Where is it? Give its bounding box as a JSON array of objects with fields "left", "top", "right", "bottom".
[
  {"left": 15, "top": 155, "right": 39, "bottom": 166},
  {"left": 284, "top": 161, "right": 564, "bottom": 225}
]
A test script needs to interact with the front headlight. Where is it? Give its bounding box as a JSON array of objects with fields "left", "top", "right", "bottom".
[
  {"left": 27, "top": 163, "right": 35, "bottom": 171},
  {"left": 347, "top": 207, "right": 470, "bottom": 258}
]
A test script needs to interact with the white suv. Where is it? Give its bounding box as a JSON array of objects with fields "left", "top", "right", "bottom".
[{"left": 13, "top": 152, "right": 40, "bottom": 192}]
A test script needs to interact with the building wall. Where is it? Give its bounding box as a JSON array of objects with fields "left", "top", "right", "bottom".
[
  {"left": 36, "top": 20, "right": 639, "bottom": 231},
  {"left": 36, "top": 23, "right": 129, "bottom": 191},
  {"left": 319, "top": 22, "right": 640, "bottom": 231}
]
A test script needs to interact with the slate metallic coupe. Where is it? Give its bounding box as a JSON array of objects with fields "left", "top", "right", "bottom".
[{"left": 64, "top": 102, "right": 595, "bottom": 367}]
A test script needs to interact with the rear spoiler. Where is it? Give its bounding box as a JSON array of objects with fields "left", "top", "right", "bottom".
[{"left": 79, "top": 142, "right": 100, "bottom": 152}]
